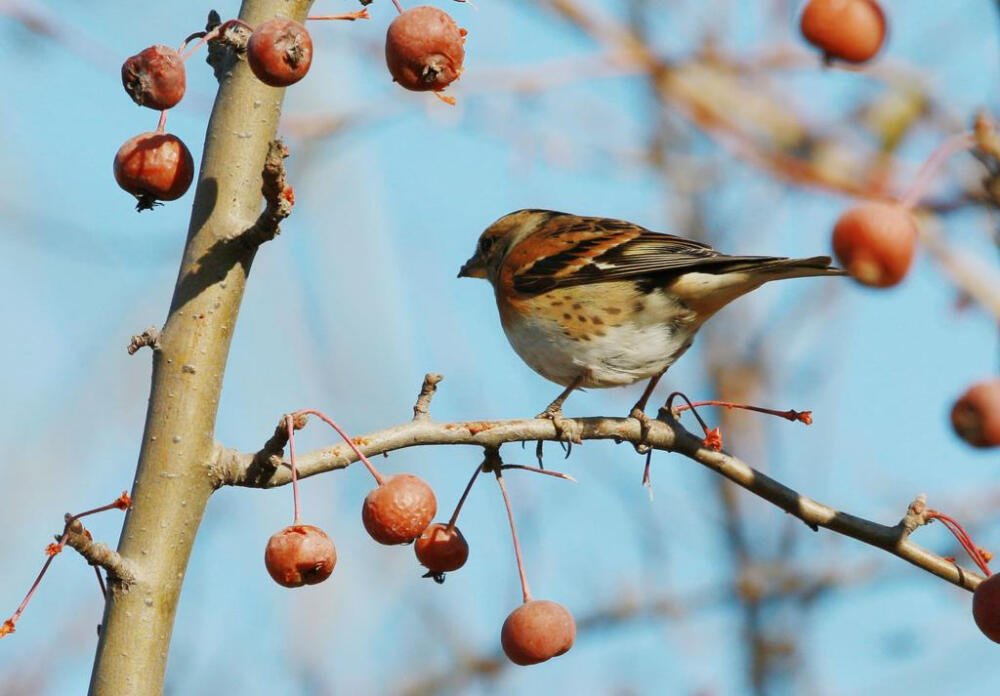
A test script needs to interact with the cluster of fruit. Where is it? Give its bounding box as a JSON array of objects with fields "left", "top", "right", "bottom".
[
  {"left": 798, "top": 1, "right": 1000, "bottom": 453},
  {"left": 265, "top": 411, "right": 576, "bottom": 666},
  {"left": 113, "top": 5, "right": 466, "bottom": 211}
]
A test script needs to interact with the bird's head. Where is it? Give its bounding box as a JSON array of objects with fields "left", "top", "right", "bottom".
[{"left": 458, "top": 209, "right": 562, "bottom": 285}]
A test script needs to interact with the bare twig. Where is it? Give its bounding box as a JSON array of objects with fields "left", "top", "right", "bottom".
[
  {"left": 126, "top": 326, "right": 160, "bottom": 355},
  {"left": 62, "top": 517, "right": 136, "bottom": 588},
  {"left": 211, "top": 375, "right": 985, "bottom": 593},
  {"left": 244, "top": 139, "right": 295, "bottom": 246},
  {"left": 412, "top": 373, "right": 443, "bottom": 421}
]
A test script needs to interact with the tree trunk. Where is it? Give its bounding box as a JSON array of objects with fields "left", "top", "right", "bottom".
[{"left": 88, "top": 1, "right": 313, "bottom": 693}]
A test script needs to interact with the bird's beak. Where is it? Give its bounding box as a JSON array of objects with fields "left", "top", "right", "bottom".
[{"left": 458, "top": 255, "right": 487, "bottom": 279}]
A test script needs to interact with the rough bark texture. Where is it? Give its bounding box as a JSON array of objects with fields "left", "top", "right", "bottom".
[{"left": 87, "top": 1, "right": 313, "bottom": 694}]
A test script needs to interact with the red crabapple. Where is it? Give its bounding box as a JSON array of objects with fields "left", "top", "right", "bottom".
[
  {"left": 362, "top": 474, "right": 436, "bottom": 545},
  {"left": 951, "top": 379, "right": 1000, "bottom": 449},
  {"left": 385, "top": 6, "right": 465, "bottom": 92},
  {"left": 247, "top": 18, "right": 313, "bottom": 87},
  {"left": 831, "top": 202, "right": 916, "bottom": 287},
  {"left": 415, "top": 522, "right": 469, "bottom": 574},
  {"left": 113, "top": 132, "right": 194, "bottom": 211},
  {"left": 800, "top": 0, "right": 886, "bottom": 64},
  {"left": 264, "top": 524, "right": 337, "bottom": 588},
  {"left": 501, "top": 600, "right": 576, "bottom": 665},
  {"left": 121, "top": 45, "right": 186, "bottom": 110}
]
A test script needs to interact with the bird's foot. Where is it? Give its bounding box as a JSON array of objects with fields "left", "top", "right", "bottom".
[
  {"left": 629, "top": 405, "right": 655, "bottom": 454},
  {"left": 535, "top": 406, "right": 582, "bottom": 465}
]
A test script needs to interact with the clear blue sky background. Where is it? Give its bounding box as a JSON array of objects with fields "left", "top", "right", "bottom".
[{"left": 1, "top": 0, "right": 999, "bottom": 694}]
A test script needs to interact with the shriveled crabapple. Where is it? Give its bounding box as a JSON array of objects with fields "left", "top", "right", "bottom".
[
  {"left": 951, "top": 379, "right": 1000, "bottom": 449},
  {"left": 800, "top": 0, "right": 886, "bottom": 64},
  {"left": 247, "top": 18, "right": 313, "bottom": 87},
  {"left": 362, "top": 474, "right": 436, "bottom": 545},
  {"left": 500, "top": 600, "right": 576, "bottom": 665},
  {"left": 831, "top": 201, "right": 917, "bottom": 288},
  {"left": 973, "top": 573, "right": 1000, "bottom": 642},
  {"left": 113, "top": 132, "right": 195, "bottom": 211},
  {"left": 385, "top": 6, "right": 466, "bottom": 92},
  {"left": 415, "top": 522, "right": 469, "bottom": 575},
  {"left": 264, "top": 524, "right": 337, "bottom": 587},
  {"left": 121, "top": 45, "right": 186, "bottom": 110}
]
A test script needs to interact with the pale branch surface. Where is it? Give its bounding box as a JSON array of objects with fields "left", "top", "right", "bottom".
[
  {"left": 210, "top": 375, "right": 985, "bottom": 594},
  {"left": 62, "top": 517, "right": 135, "bottom": 588}
]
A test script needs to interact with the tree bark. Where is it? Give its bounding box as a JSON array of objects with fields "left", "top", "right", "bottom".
[{"left": 88, "top": 1, "right": 313, "bottom": 693}]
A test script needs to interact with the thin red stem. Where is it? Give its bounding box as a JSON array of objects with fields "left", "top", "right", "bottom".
[
  {"left": 495, "top": 469, "right": 532, "bottom": 604},
  {"left": 899, "top": 131, "right": 975, "bottom": 210},
  {"left": 2, "top": 492, "right": 129, "bottom": 636},
  {"left": 179, "top": 19, "right": 253, "bottom": 61},
  {"left": 671, "top": 400, "right": 812, "bottom": 425},
  {"left": 446, "top": 464, "right": 482, "bottom": 532},
  {"left": 294, "top": 409, "right": 385, "bottom": 485},
  {"left": 307, "top": 10, "right": 370, "bottom": 20},
  {"left": 155, "top": 110, "right": 167, "bottom": 134},
  {"left": 926, "top": 509, "right": 992, "bottom": 577},
  {"left": 390, "top": 0, "right": 405, "bottom": 14},
  {"left": 665, "top": 392, "right": 713, "bottom": 435},
  {"left": 285, "top": 415, "right": 302, "bottom": 524}
]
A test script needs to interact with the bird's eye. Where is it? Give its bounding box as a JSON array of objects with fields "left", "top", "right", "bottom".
[{"left": 479, "top": 236, "right": 495, "bottom": 254}]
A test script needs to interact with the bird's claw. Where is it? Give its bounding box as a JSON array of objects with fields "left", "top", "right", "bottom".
[
  {"left": 629, "top": 406, "right": 655, "bottom": 454},
  {"left": 534, "top": 408, "right": 582, "bottom": 465}
]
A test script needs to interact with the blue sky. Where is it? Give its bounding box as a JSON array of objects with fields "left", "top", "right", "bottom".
[{"left": 1, "top": 1, "right": 999, "bottom": 694}]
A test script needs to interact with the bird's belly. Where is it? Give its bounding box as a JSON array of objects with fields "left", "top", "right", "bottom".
[{"left": 502, "top": 309, "right": 696, "bottom": 388}]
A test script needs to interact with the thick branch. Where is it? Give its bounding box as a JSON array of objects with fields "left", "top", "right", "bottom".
[
  {"left": 213, "top": 397, "right": 984, "bottom": 593},
  {"left": 62, "top": 517, "right": 135, "bottom": 588}
]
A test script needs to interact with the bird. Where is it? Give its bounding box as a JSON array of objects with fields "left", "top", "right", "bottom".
[{"left": 458, "top": 209, "right": 843, "bottom": 436}]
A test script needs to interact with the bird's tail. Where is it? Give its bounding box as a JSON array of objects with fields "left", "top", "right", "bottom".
[{"left": 725, "top": 255, "right": 845, "bottom": 279}]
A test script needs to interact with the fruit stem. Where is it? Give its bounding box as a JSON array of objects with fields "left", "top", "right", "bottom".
[
  {"left": 294, "top": 409, "right": 385, "bottom": 485},
  {"left": 899, "top": 131, "right": 975, "bottom": 210},
  {"left": 1, "top": 492, "right": 131, "bottom": 637},
  {"left": 179, "top": 18, "right": 254, "bottom": 61},
  {"left": 671, "top": 399, "right": 812, "bottom": 425},
  {"left": 94, "top": 567, "right": 108, "bottom": 598},
  {"left": 155, "top": 110, "right": 167, "bottom": 134},
  {"left": 390, "top": 0, "right": 405, "bottom": 14},
  {"left": 446, "top": 463, "right": 482, "bottom": 532},
  {"left": 495, "top": 468, "right": 532, "bottom": 604},
  {"left": 307, "top": 10, "right": 370, "bottom": 20},
  {"left": 926, "top": 509, "right": 992, "bottom": 577},
  {"left": 285, "top": 415, "right": 302, "bottom": 524}
]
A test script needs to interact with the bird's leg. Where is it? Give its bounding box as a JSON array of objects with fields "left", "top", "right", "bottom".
[
  {"left": 535, "top": 376, "right": 585, "bottom": 463},
  {"left": 629, "top": 369, "right": 666, "bottom": 453}
]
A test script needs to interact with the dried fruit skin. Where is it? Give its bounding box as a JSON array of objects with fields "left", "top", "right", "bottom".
[
  {"left": 385, "top": 6, "right": 465, "bottom": 92},
  {"left": 264, "top": 524, "right": 337, "bottom": 588},
  {"left": 973, "top": 573, "right": 1000, "bottom": 642},
  {"left": 362, "top": 474, "right": 437, "bottom": 545},
  {"left": 247, "top": 18, "right": 313, "bottom": 87},
  {"left": 415, "top": 523, "right": 469, "bottom": 572},
  {"left": 113, "top": 132, "right": 195, "bottom": 210},
  {"left": 501, "top": 600, "right": 576, "bottom": 665},
  {"left": 800, "top": 0, "right": 885, "bottom": 64},
  {"left": 831, "top": 202, "right": 916, "bottom": 287},
  {"left": 951, "top": 380, "right": 1000, "bottom": 449},
  {"left": 121, "top": 45, "right": 186, "bottom": 110}
]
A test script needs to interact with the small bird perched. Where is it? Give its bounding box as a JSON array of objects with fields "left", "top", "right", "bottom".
[{"left": 458, "top": 209, "right": 843, "bottom": 430}]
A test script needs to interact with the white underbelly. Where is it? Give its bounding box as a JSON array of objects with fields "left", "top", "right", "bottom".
[{"left": 502, "top": 295, "right": 698, "bottom": 388}]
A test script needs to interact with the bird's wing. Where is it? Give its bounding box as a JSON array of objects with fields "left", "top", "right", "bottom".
[{"left": 509, "top": 215, "right": 772, "bottom": 294}]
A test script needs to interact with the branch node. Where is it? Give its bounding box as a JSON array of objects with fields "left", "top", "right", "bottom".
[
  {"left": 62, "top": 518, "right": 135, "bottom": 589},
  {"left": 241, "top": 140, "right": 294, "bottom": 247},
  {"left": 900, "top": 493, "right": 929, "bottom": 536},
  {"left": 412, "top": 373, "right": 444, "bottom": 421},
  {"left": 127, "top": 326, "right": 160, "bottom": 355}
]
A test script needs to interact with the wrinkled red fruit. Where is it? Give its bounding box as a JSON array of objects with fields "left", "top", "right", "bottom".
[
  {"left": 385, "top": 6, "right": 465, "bottom": 92},
  {"left": 501, "top": 600, "right": 576, "bottom": 666},
  {"left": 113, "top": 132, "right": 194, "bottom": 211},
  {"left": 264, "top": 524, "right": 337, "bottom": 588},
  {"left": 121, "top": 45, "right": 186, "bottom": 110},
  {"left": 247, "top": 18, "right": 313, "bottom": 87},
  {"left": 362, "top": 474, "right": 436, "bottom": 545},
  {"left": 973, "top": 573, "right": 1000, "bottom": 642},
  {"left": 800, "top": 0, "right": 886, "bottom": 64},
  {"left": 415, "top": 523, "right": 469, "bottom": 573},
  {"left": 951, "top": 379, "right": 1000, "bottom": 449},
  {"left": 831, "top": 202, "right": 916, "bottom": 287}
]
